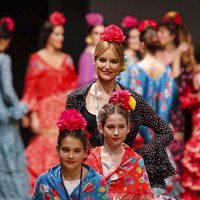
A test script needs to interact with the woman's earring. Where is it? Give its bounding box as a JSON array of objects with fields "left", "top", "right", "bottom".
[{"left": 117, "top": 73, "right": 122, "bottom": 81}]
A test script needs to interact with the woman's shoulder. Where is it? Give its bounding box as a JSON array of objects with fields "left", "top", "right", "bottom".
[
  {"left": 124, "top": 146, "right": 143, "bottom": 160},
  {"left": 83, "top": 163, "right": 105, "bottom": 182},
  {"left": 68, "top": 83, "right": 93, "bottom": 98},
  {"left": 0, "top": 53, "right": 11, "bottom": 62}
]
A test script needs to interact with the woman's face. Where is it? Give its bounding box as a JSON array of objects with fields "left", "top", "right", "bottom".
[
  {"left": 47, "top": 25, "right": 64, "bottom": 50},
  {"left": 128, "top": 28, "right": 141, "bottom": 51},
  {"left": 0, "top": 38, "right": 11, "bottom": 52},
  {"left": 99, "top": 113, "right": 130, "bottom": 148},
  {"left": 57, "top": 136, "right": 87, "bottom": 171},
  {"left": 90, "top": 25, "right": 105, "bottom": 45},
  {"left": 95, "top": 47, "right": 122, "bottom": 82},
  {"left": 157, "top": 26, "right": 175, "bottom": 46}
]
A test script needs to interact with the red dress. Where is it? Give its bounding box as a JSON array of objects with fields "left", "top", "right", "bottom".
[
  {"left": 179, "top": 85, "right": 200, "bottom": 199},
  {"left": 85, "top": 146, "right": 154, "bottom": 200},
  {"left": 22, "top": 52, "right": 78, "bottom": 191}
]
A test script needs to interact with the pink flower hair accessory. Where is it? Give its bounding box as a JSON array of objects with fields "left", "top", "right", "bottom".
[
  {"left": 162, "top": 11, "right": 182, "bottom": 26},
  {"left": 57, "top": 109, "right": 91, "bottom": 138},
  {"left": 109, "top": 90, "right": 136, "bottom": 111},
  {"left": 49, "top": 11, "right": 66, "bottom": 26},
  {"left": 121, "top": 15, "right": 138, "bottom": 28},
  {"left": 85, "top": 12, "right": 103, "bottom": 27},
  {"left": 100, "top": 24, "right": 126, "bottom": 43},
  {"left": 0, "top": 17, "right": 15, "bottom": 32},
  {"left": 138, "top": 19, "right": 157, "bottom": 32}
]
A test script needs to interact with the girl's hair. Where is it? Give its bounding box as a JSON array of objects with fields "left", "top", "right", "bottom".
[
  {"left": 140, "top": 28, "right": 162, "bottom": 54},
  {"left": 179, "top": 25, "right": 196, "bottom": 71},
  {"left": 57, "top": 130, "right": 90, "bottom": 151},
  {"left": 94, "top": 41, "right": 125, "bottom": 64},
  {"left": 39, "top": 21, "right": 55, "bottom": 49},
  {"left": 0, "top": 22, "right": 13, "bottom": 40},
  {"left": 98, "top": 103, "right": 130, "bottom": 127},
  {"left": 159, "top": 21, "right": 196, "bottom": 70}
]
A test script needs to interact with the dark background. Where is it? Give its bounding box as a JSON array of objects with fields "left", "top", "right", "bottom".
[{"left": 0, "top": 0, "right": 199, "bottom": 145}]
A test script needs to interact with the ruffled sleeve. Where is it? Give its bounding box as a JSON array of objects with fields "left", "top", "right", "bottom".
[
  {"left": 21, "top": 54, "right": 39, "bottom": 112},
  {"left": 0, "top": 54, "right": 27, "bottom": 120},
  {"left": 136, "top": 95, "right": 176, "bottom": 188}
]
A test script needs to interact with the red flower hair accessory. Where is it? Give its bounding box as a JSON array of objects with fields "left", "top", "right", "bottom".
[
  {"left": 85, "top": 12, "right": 103, "bottom": 27},
  {"left": 138, "top": 19, "right": 157, "bottom": 32},
  {"left": 0, "top": 17, "right": 15, "bottom": 32},
  {"left": 121, "top": 15, "right": 138, "bottom": 28},
  {"left": 100, "top": 24, "right": 126, "bottom": 43},
  {"left": 109, "top": 90, "right": 136, "bottom": 111},
  {"left": 49, "top": 11, "right": 66, "bottom": 26},
  {"left": 57, "top": 109, "right": 91, "bottom": 138},
  {"left": 162, "top": 11, "right": 182, "bottom": 26}
]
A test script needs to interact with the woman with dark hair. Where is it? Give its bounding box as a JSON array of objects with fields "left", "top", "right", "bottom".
[
  {"left": 128, "top": 20, "right": 176, "bottom": 145},
  {"left": 78, "top": 12, "right": 105, "bottom": 87},
  {"left": 66, "top": 24, "right": 176, "bottom": 189},
  {"left": 0, "top": 17, "right": 30, "bottom": 199},
  {"left": 22, "top": 11, "right": 78, "bottom": 191},
  {"left": 156, "top": 11, "right": 196, "bottom": 175},
  {"left": 32, "top": 109, "right": 109, "bottom": 200},
  {"left": 118, "top": 15, "right": 141, "bottom": 87}
]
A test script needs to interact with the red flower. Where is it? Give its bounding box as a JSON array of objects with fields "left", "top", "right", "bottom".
[
  {"left": 100, "top": 24, "right": 126, "bottom": 43},
  {"left": 49, "top": 11, "right": 66, "bottom": 26},
  {"left": 0, "top": 17, "right": 15, "bottom": 32},
  {"left": 109, "top": 90, "right": 132, "bottom": 111},
  {"left": 121, "top": 15, "right": 138, "bottom": 28},
  {"left": 162, "top": 11, "right": 182, "bottom": 26},
  {"left": 57, "top": 109, "right": 87, "bottom": 132},
  {"left": 85, "top": 12, "right": 103, "bottom": 26},
  {"left": 138, "top": 19, "right": 157, "bottom": 32}
]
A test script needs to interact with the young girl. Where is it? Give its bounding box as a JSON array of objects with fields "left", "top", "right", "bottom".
[
  {"left": 85, "top": 90, "right": 154, "bottom": 199},
  {"left": 32, "top": 109, "right": 109, "bottom": 200}
]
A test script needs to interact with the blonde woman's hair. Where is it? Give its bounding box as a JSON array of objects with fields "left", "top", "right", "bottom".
[{"left": 94, "top": 41, "right": 125, "bottom": 65}]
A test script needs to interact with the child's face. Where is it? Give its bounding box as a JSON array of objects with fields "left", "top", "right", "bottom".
[
  {"left": 99, "top": 113, "right": 130, "bottom": 148},
  {"left": 57, "top": 136, "right": 87, "bottom": 171}
]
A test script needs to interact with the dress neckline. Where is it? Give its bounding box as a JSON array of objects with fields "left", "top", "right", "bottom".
[
  {"left": 35, "top": 52, "right": 67, "bottom": 71},
  {"left": 135, "top": 64, "right": 169, "bottom": 81}
]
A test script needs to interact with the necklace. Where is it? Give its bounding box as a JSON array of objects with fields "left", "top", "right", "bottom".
[
  {"left": 94, "top": 82, "right": 117, "bottom": 145},
  {"left": 61, "top": 166, "right": 83, "bottom": 200}
]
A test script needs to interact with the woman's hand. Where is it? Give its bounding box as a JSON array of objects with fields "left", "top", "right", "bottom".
[
  {"left": 30, "top": 112, "right": 40, "bottom": 134},
  {"left": 193, "top": 64, "right": 200, "bottom": 91},
  {"left": 176, "top": 42, "right": 189, "bottom": 55},
  {"left": 21, "top": 115, "right": 30, "bottom": 128}
]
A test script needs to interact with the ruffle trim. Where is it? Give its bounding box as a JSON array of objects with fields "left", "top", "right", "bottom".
[
  {"left": 110, "top": 193, "right": 154, "bottom": 200},
  {"left": 141, "top": 145, "right": 177, "bottom": 189}
]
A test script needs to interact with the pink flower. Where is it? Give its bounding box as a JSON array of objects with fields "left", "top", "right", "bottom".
[
  {"left": 109, "top": 90, "right": 132, "bottom": 111},
  {"left": 138, "top": 19, "right": 157, "bottom": 32},
  {"left": 49, "top": 11, "right": 66, "bottom": 26},
  {"left": 57, "top": 109, "right": 87, "bottom": 132},
  {"left": 100, "top": 24, "right": 126, "bottom": 43},
  {"left": 121, "top": 15, "right": 138, "bottom": 28},
  {"left": 0, "top": 17, "right": 15, "bottom": 32},
  {"left": 85, "top": 12, "right": 103, "bottom": 26}
]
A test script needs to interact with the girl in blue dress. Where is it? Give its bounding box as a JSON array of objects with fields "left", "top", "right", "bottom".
[{"left": 32, "top": 109, "right": 109, "bottom": 200}]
